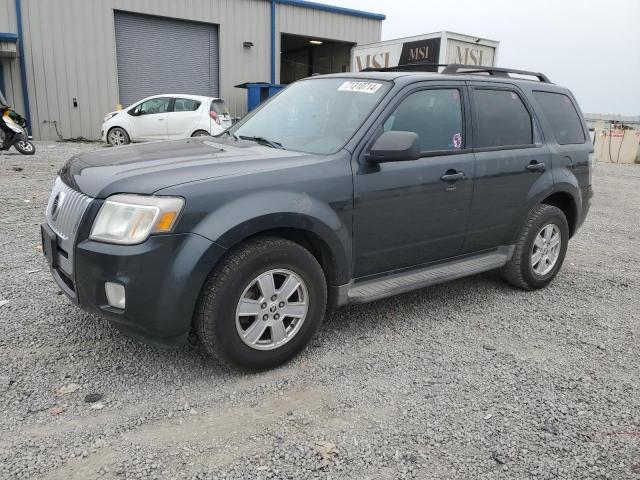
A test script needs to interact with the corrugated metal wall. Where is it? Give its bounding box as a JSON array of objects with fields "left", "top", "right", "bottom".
[
  {"left": 0, "top": 0, "right": 24, "bottom": 114},
  {"left": 0, "top": 0, "right": 381, "bottom": 140}
]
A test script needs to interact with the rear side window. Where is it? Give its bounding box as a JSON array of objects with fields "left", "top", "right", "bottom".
[
  {"left": 533, "top": 91, "right": 585, "bottom": 145},
  {"left": 474, "top": 89, "right": 533, "bottom": 148},
  {"left": 384, "top": 89, "right": 464, "bottom": 152},
  {"left": 174, "top": 98, "right": 201, "bottom": 112}
]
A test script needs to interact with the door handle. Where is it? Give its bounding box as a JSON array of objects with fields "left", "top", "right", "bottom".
[
  {"left": 158, "top": 118, "right": 165, "bottom": 121},
  {"left": 440, "top": 170, "right": 465, "bottom": 182},
  {"left": 526, "top": 161, "right": 545, "bottom": 172}
]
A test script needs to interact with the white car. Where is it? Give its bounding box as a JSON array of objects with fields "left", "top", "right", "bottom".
[{"left": 101, "top": 94, "right": 232, "bottom": 146}]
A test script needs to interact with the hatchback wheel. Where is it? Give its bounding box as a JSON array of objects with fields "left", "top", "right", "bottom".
[
  {"left": 191, "top": 130, "right": 210, "bottom": 137},
  {"left": 502, "top": 204, "right": 569, "bottom": 290},
  {"left": 196, "top": 237, "right": 327, "bottom": 370},
  {"left": 107, "top": 127, "right": 130, "bottom": 146}
]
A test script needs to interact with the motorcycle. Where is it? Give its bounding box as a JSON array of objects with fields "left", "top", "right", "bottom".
[{"left": 0, "top": 105, "right": 36, "bottom": 155}]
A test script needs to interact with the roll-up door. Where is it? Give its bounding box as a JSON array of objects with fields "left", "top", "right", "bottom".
[{"left": 114, "top": 11, "right": 219, "bottom": 107}]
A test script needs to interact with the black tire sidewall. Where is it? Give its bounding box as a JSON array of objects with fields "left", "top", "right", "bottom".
[
  {"left": 203, "top": 242, "right": 326, "bottom": 370},
  {"left": 520, "top": 207, "right": 569, "bottom": 289}
]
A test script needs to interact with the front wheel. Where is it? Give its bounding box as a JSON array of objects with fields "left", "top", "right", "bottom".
[
  {"left": 196, "top": 237, "right": 327, "bottom": 370},
  {"left": 14, "top": 139, "right": 35, "bottom": 155},
  {"left": 501, "top": 204, "right": 569, "bottom": 290},
  {"left": 107, "top": 127, "right": 130, "bottom": 146}
]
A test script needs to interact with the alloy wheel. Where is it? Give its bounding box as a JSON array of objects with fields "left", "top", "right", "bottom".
[
  {"left": 531, "top": 223, "right": 561, "bottom": 276},
  {"left": 109, "top": 129, "right": 126, "bottom": 146},
  {"left": 17, "top": 141, "right": 34, "bottom": 152},
  {"left": 235, "top": 269, "right": 309, "bottom": 350}
]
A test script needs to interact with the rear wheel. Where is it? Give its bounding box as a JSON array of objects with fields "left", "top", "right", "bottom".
[
  {"left": 191, "top": 130, "right": 210, "bottom": 137},
  {"left": 14, "top": 139, "right": 35, "bottom": 155},
  {"left": 107, "top": 127, "right": 130, "bottom": 146},
  {"left": 501, "top": 204, "right": 569, "bottom": 290},
  {"left": 196, "top": 237, "right": 327, "bottom": 370}
]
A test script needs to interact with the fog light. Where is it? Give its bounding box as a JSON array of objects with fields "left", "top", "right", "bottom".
[{"left": 105, "top": 282, "right": 126, "bottom": 309}]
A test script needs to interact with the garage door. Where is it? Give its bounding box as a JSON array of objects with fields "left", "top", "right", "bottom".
[{"left": 114, "top": 11, "right": 219, "bottom": 107}]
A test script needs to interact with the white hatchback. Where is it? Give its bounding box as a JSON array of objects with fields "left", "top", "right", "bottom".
[{"left": 101, "top": 94, "right": 233, "bottom": 146}]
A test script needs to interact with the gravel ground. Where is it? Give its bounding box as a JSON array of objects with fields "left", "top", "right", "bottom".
[{"left": 0, "top": 141, "right": 639, "bottom": 480}]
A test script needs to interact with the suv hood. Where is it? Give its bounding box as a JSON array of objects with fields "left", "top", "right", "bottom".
[{"left": 60, "top": 137, "right": 313, "bottom": 198}]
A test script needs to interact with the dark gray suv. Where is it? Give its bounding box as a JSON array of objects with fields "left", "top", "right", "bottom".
[{"left": 41, "top": 64, "right": 593, "bottom": 369}]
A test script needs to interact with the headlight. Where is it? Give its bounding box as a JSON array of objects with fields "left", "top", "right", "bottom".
[
  {"left": 103, "top": 112, "right": 119, "bottom": 122},
  {"left": 90, "top": 194, "right": 184, "bottom": 245}
]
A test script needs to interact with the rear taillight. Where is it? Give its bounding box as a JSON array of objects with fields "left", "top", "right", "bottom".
[{"left": 209, "top": 111, "right": 221, "bottom": 125}]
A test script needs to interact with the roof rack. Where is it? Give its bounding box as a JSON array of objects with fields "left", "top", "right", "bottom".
[{"left": 361, "top": 62, "right": 551, "bottom": 83}]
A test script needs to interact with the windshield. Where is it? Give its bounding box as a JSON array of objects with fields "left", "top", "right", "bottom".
[{"left": 231, "top": 78, "right": 391, "bottom": 154}]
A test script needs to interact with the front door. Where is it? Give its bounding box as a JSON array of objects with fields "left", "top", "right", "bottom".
[
  {"left": 128, "top": 97, "right": 171, "bottom": 141},
  {"left": 462, "top": 83, "right": 551, "bottom": 254},
  {"left": 353, "top": 84, "right": 475, "bottom": 278}
]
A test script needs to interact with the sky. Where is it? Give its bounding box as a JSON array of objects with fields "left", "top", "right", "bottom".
[{"left": 321, "top": 0, "right": 640, "bottom": 115}]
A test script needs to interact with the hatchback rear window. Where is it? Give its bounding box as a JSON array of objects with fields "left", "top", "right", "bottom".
[
  {"left": 210, "top": 100, "right": 228, "bottom": 115},
  {"left": 533, "top": 91, "right": 585, "bottom": 145},
  {"left": 474, "top": 89, "right": 533, "bottom": 148}
]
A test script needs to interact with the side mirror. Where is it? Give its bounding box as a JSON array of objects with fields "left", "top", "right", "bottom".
[{"left": 366, "top": 131, "right": 421, "bottom": 163}]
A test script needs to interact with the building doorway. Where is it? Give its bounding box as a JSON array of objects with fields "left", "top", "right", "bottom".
[{"left": 280, "top": 34, "right": 354, "bottom": 84}]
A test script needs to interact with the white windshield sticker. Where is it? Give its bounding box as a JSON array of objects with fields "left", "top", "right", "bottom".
[{"left": 337, "top": 81, "right": 383, "bottom": 94}]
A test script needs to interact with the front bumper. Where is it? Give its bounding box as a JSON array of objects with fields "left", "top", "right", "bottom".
[{"left": 43, "top": 225, "right": 226, "bottom": 346}]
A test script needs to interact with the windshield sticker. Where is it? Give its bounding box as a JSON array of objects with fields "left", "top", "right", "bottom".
[{"left": 338, "top": 81, "right": 383, "bottom": 94}]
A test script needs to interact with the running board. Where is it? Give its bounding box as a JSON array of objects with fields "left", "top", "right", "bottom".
[{"left": 345, "top": 246, "right": 514, "bottom": 305}]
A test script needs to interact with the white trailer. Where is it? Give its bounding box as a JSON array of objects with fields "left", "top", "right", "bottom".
[{"left": 351, "top": 31, "right": 499, "bottom": 72}]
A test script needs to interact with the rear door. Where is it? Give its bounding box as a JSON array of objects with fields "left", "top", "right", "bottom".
[
  {"left": 128, "top": 97, "right": 171, "bottom": 140},
  {"left": 462, "top": 83, "right": 551, "bottom": 253},
  {"left": 167, "top": 97, "right": 203, "bottom": 139},
  {"left": 352, "top": 82, "right": 475, "bottom": 278},
  {"left": 530, "top": 90, "right": 592, "bottom": 189}
]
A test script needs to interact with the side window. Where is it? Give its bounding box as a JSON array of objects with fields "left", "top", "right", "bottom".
[
  {"left": 134, "top": 97, "right": 171, "bottom": 116},
  {"left": 474, "top": 89, "right": 533, "bottom": 148},
  {"left": 174, "top": 98, "right": 201, "bottom": 112},
  {"left": 383, "top": 89, "right": 464, "bottom": 152},
  {"left": 533, "top": 91, "right": 585, "bottom": 145}
]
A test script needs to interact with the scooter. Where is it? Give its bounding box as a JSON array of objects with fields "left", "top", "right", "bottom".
[{"left": 0, "top": 105, "right": 36, "bottom": 155}]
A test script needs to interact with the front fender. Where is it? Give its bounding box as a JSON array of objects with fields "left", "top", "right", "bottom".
[{"left": 191, "top": 190, "right": 352, "bottom": 284}]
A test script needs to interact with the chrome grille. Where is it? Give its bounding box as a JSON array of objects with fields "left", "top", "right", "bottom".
[
  {"left": 45, "top": 177, "right": 93, "bottom": 277},
  {"left": 45, "top": 177, "right": 92, "bottom": 241}
]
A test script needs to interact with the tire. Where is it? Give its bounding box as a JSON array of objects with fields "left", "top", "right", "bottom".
[
  {"left": 14, "top": 139, "right": 35, "bottom": 155},
  {"left": 196, "top": 237, "right": 327, "bottom": 370},
  {"left": 191, "top": 130, "right": 210, "bottom": 137},
  {"left": 107, "top": 127, "right": 130, "bottom": 146},
  {"left": 501, "top": 204, "right": 569, "bottom": 290}
]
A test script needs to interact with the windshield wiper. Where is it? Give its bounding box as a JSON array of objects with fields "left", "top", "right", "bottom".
[{"left": 238, "top": 135, "right": 284, "bottom": 149}]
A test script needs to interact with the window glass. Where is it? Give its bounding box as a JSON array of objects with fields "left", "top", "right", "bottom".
[
  {"left": 210, "top": 99, "right": 229, "bottom": 115},
  {"left": 174, "top": 98, "right": 201, "bottom": 112},
  {"left": 384, "top": 89, "right": 464, "bottom": 152},
  {"left": 474, "top": 89, "right": 533, "bottom": 148},
  {"left": 133, "top": 97, "right": 170, "bottom": 116},
  {"left": 232, "top": 78, "right": 391, "bottom": 154},
  {"left": 533, "top": 91, "right": 585, "bottom": 145}
]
